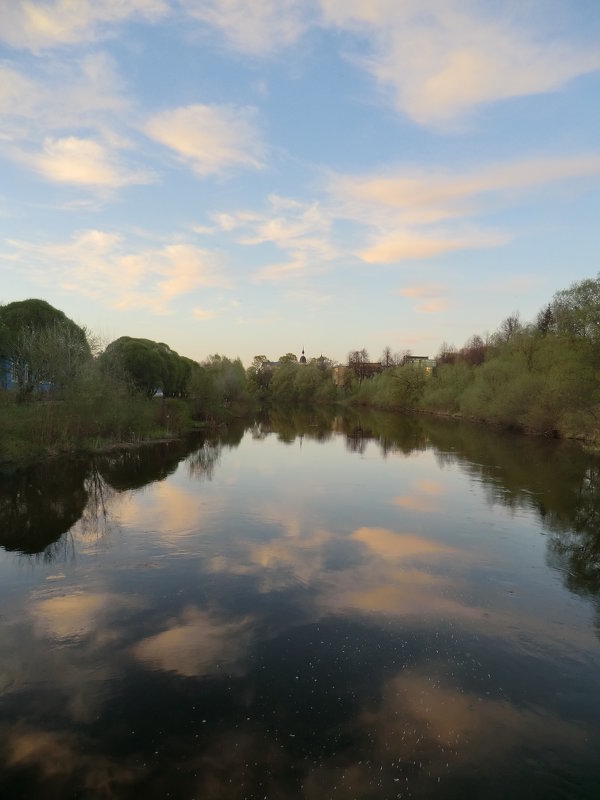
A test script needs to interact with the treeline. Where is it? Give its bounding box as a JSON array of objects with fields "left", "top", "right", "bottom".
[
  {"left": 0, "top": 299, "right": 254, "bottom": 462},
  {"left": 347, "top": 274, "right": 600, "bottom": 441},
  {"left": 246, "top": 353, "right": 336, "bottom": 406},
  {"left": 3, "top": 271, "right": 600, "bottom": 461}
]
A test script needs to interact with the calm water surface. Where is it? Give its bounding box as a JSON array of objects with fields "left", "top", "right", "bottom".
[{"left": 1, "top": 411, "right": 599, "bottom": 799}]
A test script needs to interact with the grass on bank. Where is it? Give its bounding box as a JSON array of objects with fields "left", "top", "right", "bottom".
[{"left": 0, "top": 392, "right": 201, "bottom": 465}]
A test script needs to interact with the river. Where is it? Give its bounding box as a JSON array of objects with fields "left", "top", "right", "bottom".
[{"left": 1, "top": 410, "right": 599, "bottom": 798}]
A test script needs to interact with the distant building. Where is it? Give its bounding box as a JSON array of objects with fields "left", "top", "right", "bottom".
[
  {"left": 332, "top": 364, "right": 347, "bottom": 386},
  {"left": 404, "top": 355, "right": 437, "bottom": 374}
]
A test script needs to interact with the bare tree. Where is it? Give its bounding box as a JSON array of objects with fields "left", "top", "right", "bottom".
[
  {"left": 381, "top": 346, "right": 395, "bottom": 368},
  {"left": 461, "top": 334, "right": 486, "bottom": 366},
  {"left": 498, "top": 312, "right": 522, "bottom": 343},
  {"left": 437, "top": 341, "right": 457, "bottom": 365},
  {"left": 348, "top": 348, "right": 370, "bottom": 383}
]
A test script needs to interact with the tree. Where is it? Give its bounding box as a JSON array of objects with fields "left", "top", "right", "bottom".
[
  {"left": 551, "top": 274, "right": 600, "bottom": 341},
  {"left": 348, "top": 348, "right": 370, "bottom": 383},
  {"left": 437, "top": 341, "right": 458, "bottom": 366},
  {"left": 279, "top": 352, "right": 298, "bottom": 364},
  {"left": 460, "top": 334, "right": 486, "bottom": 366},
  {"left": 101, "top": 337, "right": 191, "bottom": 398},
  {"left": 381, "top": 346, "right": 395, "bottom": 368},
  {"left": 496, "top": 312, "right": 522, "bottom": 343},
  {"left": 536, "top": 304, "right": 555, "bottom": 337},
  {"left": 0, "top": 299, "right": 92, "bottom": 398},
  {"left": 247, "top": 355, "right": 273, "bottom": 398}
]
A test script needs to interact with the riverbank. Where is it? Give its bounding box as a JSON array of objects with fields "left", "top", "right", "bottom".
[
  {"left": 0, "top": 393, "right": 246, "bottom": 468},
  {"left": 341, "top": 395, "right": 600, "bottom": 448}
]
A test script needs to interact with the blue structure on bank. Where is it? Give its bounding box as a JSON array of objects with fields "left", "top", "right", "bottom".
[{"left": 0, "top": 356, "right": 17, "bottom": 390}]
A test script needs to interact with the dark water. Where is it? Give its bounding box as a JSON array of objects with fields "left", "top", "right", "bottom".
[{"left": 1, "top": 410, "right": 600, "bottom": 799}]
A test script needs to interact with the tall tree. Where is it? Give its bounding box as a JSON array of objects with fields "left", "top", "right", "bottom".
[
  {"left": 551, "top": 274, "right": 600, "bottom": 341},
  {"left": 0, "top": 299, "right": 91, "bottom": 397}
]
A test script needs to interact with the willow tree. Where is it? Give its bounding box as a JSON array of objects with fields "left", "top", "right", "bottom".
[
  {"left": 0, "top": 298, "right": 91, "bottom": 398},
  {"left": 101, "top": 337, "right": 192, "bottom": 398}
]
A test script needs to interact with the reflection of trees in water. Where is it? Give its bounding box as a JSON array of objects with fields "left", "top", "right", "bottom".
[
  {"left": 330, "top": 410, "right": 600, "bottom": 631},
  {"left": 186, "top": 441, "right": 221, "bottom": 481},
  {"left": 337, "top": 411, "right": 429, "bottom": 457},
  {"left": 8, "top": 463, "right": 117, "bottom": 563},
  {"left": 546, "top": 465, "right": 600, "bottom": 613},
  {"left": 0, "top": 438, "right": 192, "bottom": 559},
  {"left": 418, "top": 417, "right": 600, "bottom": 625},
  {"left": 95, "top": 442, "right": 190, "bottom": 491},
  {"left": 0, "top": 429, "right": 240, "bottom": 560},
  {"left": 79, "top": 463, "right": 115, "bottom": 538},
  {"left": 0, "top": 459, "right": 89, "bottom": 555},
  {"left": 346, "top": 431, "right": 367, "bottom": 455},
  {"left": 261, "top": 407, "right": 336, "bottom": 444}
]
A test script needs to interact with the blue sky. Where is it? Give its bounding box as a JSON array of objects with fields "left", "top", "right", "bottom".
[{"left": 1, "top": 0, "right": 599, "bottom": 366}]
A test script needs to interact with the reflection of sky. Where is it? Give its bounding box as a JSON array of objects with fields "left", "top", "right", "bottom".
[{"left": 0, "top": 429, "right": 599, "bottom": 797}]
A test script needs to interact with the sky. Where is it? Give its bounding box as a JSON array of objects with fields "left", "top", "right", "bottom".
[{"left": 1, "top": 0, "right": 599, "bottom": 367}]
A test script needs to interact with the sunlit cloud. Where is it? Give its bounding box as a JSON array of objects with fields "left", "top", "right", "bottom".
[
  {"left": 393, "top": 478, "right": 445, "bottom": 512},
  {"left": 332, "top": 155, "right": 600, "bottom": 222},
  {"left": 181, "top": 0, "right": 310, "bottom": 55},
  {"left": 397, "top": 285, "right": 445, "bottom": 300},
  {"left": 193, "top": 307, "right": 217, "bottom": 320},
  {"left": 0, "top": 53, "right": 150, "bottom": 193},
  {"left": 360, "top": 229, "right": 506, "bottom": 263},
  {"left": 19, "top": 135, "right": 153, "bottom": 189},
  {"left": 199, "top": 195, "right": 340, "bottom": 283},
  {"left": 132, "top": 606, "right": 254, "bottom": 677},
  {"left": 4, "top": 229, "right": 229, "bottom": 313},
  {"left": 351, "top": 527, "right": 455, "bottom": 561},
  {"left": 3, "top": 724, "right": 138, "bottom": 794},
  {"left": 145, "top": 103, "right": 264, "bottom": 176},
  {"left": 330, "top": 153, "right": 600, "bottom": 264},
  {"left": 320, "top": 0, "right": 600, "bottom": 126},
  {"left": 396, "top": 284, "right": 449, "bottom": 314},
  {"left": 0, "top": 53, "right": 129, "bottom": 130},
  {"left": 31, "top": 591, "right": 140, "bottom": 642},
  {"left": 350, "top": 671, "right": 589, "bottom": 798},
  {"left": 0, "top": 0, "right": 167, "bottom": 50}
]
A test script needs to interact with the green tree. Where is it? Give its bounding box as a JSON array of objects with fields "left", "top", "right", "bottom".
[
  {"left": 246, "top": 355, "right": 274, "bottom": 400},
  {"left": 0, "top": 299, "right": 91, "bottom": 399},
  {"left": 551, "top": 274, "right": 600, "bottom": 341},
  {"left": 101, "top": 337, "right": 190, "bottom": 398},
  {"left": 279, "top": 352, "right": 298, "bottom": 364}
]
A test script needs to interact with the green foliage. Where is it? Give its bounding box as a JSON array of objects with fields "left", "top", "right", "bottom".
[
  {"left": 189, "top": 355, "right": 254, "bottom": 421},
  {"left": 347, "top": 364, "right": 428, "bottom": 411},
  {"left": 267, "top": 360, "right": 336, "bottom": 407},
  {"left": 101, "top": 337, "right": 191, "bottom": 398},
  {"left": 422, "top": 362, "right": 474, "bottom": 412},
  {"left": 551, "top": 273, "right": 600, "bottom": 341},
  {"left": 0, "top": 298, "right": 92, "bottom": 398},
  {"left": 341, "top": 280, "right": 600, "bottom": 442}
]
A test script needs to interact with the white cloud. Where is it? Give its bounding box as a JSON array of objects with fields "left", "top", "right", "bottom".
[
  {"left": 0, "top": 53, "right": 149, "bottom": 192},
  {"left": 132, "top": 606, "right": 253, "bottom": 677},
  {"left": 0, "top": 53, "right": 129, "bottom": 130},
  {"left": 0, "top": 0, "right": 167, "bottom": 51},
  {"left": 201, "top": 195, "right": 340, "bottom": 282},
  {"left": 180, "top": 0, "right": 311, "bottom": 55},
  {"left": 360, "top": 229, "right": 508, "bottom": 264},
  {"left": 320, "top": 0, "right": 600, "bottom": 126},
  {"left": 330, "top": 153, "right": 600, "bottom": 264},
  {"left": 145, "top": 103, "right": 264, "bottom": 176},
  {"left": 193, "top": 308, "right": 217, "bottom": 320},
  {"left": 4, "top": 229, "right": 229, "bottom": 313},
  {"left": 396, "top": 284, "right": 450, "bottom": 314},
  {"left": 20, "top": 135, "right": 153, "bottom": 189}
]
